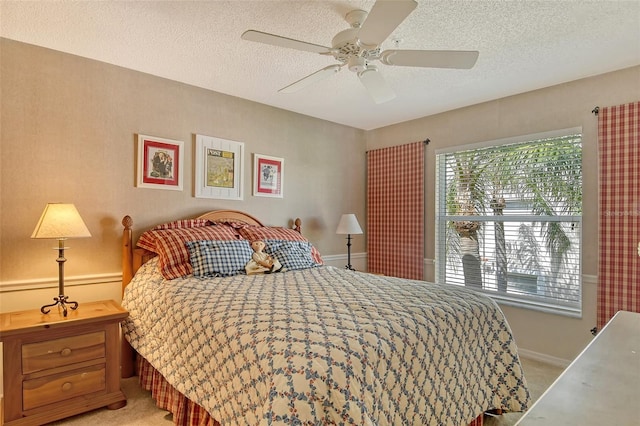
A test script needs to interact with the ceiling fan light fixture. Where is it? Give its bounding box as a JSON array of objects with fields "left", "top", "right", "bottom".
[
  {"left": 358, "top": 64, "right": 376, "bottom": 76},
  {"left": 348, "top": 57, "right": 368, "bottom": 73},
  {"left": 358, "top": 65, "right": 396, "bottom": 104}
]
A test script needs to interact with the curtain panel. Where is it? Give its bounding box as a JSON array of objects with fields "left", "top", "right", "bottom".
[
  {"left": 367, "top": 141, "right": 424, "bottom": 280},
  {"left": 597, "top": 101, "right": 640, "bottom": 329}
]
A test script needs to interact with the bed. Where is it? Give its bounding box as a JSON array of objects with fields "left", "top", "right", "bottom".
[{"left": 120, "top": 210, "right": 530, "bottom": 426}]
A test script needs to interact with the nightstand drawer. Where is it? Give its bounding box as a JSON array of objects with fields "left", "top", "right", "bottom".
[
  {"left": 22, "top": 331, "right": 105, "bottom": 374},
  {"left": 23, "top": 364, "right": 106, "bottom": 410}
]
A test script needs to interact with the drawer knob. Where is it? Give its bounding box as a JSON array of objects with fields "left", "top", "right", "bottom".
[
  {"left": 61, "top": 382, "right": 73, "bottom": 392},
  {"left": 60, "top": 348, "right": 72, "bottom": 357}
]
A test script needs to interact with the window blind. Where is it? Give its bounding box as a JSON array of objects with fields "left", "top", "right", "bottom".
[{"left": 435, "top": 131, "right": 583, "bottom": 316}]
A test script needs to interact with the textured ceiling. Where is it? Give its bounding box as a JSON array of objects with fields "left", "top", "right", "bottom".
[{"left": 2, "top": 0, "right": 640, "bottom": 130}]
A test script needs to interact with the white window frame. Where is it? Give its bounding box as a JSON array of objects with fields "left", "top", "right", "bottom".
[{"left": 435, "top": 128, "right": 583, "bottom": 317}]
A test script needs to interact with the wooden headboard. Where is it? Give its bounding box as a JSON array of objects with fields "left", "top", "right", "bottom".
[
  {"left": 121, "top": 210, "right": 302, "bottom": 295},
  {"left": 196, "top": 209, "right": 264, "bottom": 226}
]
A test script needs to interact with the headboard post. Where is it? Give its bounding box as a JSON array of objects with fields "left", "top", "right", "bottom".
[
  {"left": 122, "top": 215, "right": 134, "bottom": 297},
  {"left": 121, "top": 215, "right": 136, "bottom": 378},
  {"left": 293, "top": 218, "right": 302, "bottom": 234}
]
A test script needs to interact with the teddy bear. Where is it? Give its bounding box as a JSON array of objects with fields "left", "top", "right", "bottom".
[{"left": 245, "top": 240, "right": 283, "bottom": 275}]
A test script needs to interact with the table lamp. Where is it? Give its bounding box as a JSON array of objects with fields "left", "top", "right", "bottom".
[
  {"left": 31, "top": 203, "right": 91, "bottom": 316},
  {"left": 336, "top": 213, "right": 363, "bottom": 271}
]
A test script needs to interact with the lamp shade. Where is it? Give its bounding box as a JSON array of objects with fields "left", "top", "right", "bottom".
[
  {"left": 336, "top": 214, "right": 363, "bottom": 235},
  {"left": 31, "top": 203, "right": 91, "bottom": 239}
]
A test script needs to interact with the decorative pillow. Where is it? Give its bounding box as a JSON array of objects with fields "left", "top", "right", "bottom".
[
  {"left": 238, "top": 226, "right": 303, "bottom": 241},
  {"left": 263, "top": 239, "right": 319, "bottom": 271},
  {"left": 137, "top": 224, "right": 241, "bottom": 279},
  {"left": 136, "top": 233, "right": 158, "bottom": 252},
  {"left": 219, "top": 221, "right": 256, "bottom": 230},
  {"left": 238, "top": 226, "right": 324, "bottom": 264},
  {"left": 154, "top": 219, "right": 210, "bottom": 230},
  {"left": 186, "top": 240, "right": 253, "bottom": 277},
  {"left": 137, "top": 222, "right": 238, "bottom": 252}
]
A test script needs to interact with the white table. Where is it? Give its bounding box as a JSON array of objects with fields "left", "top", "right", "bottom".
[{"left": 516, "top": 310, "right": 640, "bottom": 425}]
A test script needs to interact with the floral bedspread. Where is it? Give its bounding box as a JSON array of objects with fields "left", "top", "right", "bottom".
[{"left": 122, "top": 259, "right": 529, "bottom": 425}]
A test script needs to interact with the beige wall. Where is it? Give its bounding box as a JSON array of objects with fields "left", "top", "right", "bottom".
[
  {"left": 367, "top": 65, "right": 640, "bottom": 362},
  {"left": 0, "top": 38, "right": 366, "bottom": 309}
]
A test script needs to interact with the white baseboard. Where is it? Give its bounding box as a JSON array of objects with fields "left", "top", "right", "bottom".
[
  {"left": 321, "top": 252, "right": 366, "bottom": 270},
  {"left": 518, "top": 348, "right": 571, "bottom": 368}
]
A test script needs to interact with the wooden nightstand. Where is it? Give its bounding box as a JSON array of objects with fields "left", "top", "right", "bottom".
[{"left": 0, "top": 300, "right": 128, "bottom": 426}]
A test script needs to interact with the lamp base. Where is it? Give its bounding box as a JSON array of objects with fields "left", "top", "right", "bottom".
[
  {"left": 345, "top": 234, "right": 356, "bottom": 271},
  {"left": 41, "top": 295, "right": 79, "bottom": 317}
]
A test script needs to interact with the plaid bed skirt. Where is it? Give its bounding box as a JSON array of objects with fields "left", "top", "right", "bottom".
[
  {"left": 137, "top": 355, "right": 484, "bottom": 426},
  {"left": 138, "top": 355, "right": 220, "bottom": 426}
]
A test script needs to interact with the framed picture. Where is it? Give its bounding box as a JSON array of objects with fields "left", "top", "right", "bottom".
[
  {"left": 253, "top": 154, "right": 284, "bottom": 198},
  {"left": 195, "top": 134, "right": 244, "bottom": 200},
  {"left": 136, "top": 135, "right": 184, "bottom": 191}
]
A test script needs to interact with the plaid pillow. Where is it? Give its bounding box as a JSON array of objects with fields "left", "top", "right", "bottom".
[
  {"left": 218, "top": 220, "right": 255, "bottom": 230},
  {"left": 137, "top": 219, "right": 212, "bottom": 252},
  {"left": 137, "top": 230, "right": 161, "bottom": 252},
  {"left": 137, "top": 225, "right": 241, "bottom": 279},
  {"left": 238, "top": 226, "right": 324, "bottom": 265},
  {"left": 264, "top": 239, "right": 319, "bottom": 271},
  {"left": 154, "top": 219, "right": 210, "bottom": 230},
  {"left": 238, "top": 226, "right": 303, "bottom": 241},
  {"left": 186, "top": 240, "right": 253, "bottom": 277}
]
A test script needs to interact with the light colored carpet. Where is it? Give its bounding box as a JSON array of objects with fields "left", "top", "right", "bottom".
[
  {"left": 46, "top": 357, "right": 564, "bottom": 425},
  {"left": 484, "top": 357, "right": 565, "bottom": 426}
]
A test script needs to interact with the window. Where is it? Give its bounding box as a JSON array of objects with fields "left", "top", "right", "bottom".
[{"left": 435, "top": 129, "right": 582, "bottom": 316}]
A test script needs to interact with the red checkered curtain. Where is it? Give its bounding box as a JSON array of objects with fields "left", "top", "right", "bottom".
[
  {"left": 367, "top": 141, "right": 424, "bottom": 280},
  {"left": 597, "top": 101, "right": 640, "bottom": 329}
]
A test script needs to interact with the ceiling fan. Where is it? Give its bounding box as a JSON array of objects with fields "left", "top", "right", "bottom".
[{"left": 241, "top": 0, "right": 479, "bottom": 104}]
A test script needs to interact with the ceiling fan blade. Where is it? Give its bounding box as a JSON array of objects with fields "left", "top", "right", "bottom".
[
  {"left": 279, "top": 65, "right": 342, "bottom": 93},
  {"left": 358, "top": 0, "right": 417, "bottom": 49},
  {"left": 358, "top": 66, "right": 396, "bottom": 104},
  {"left": 381, "top": 49, "right": 479, "bottom": 69},
  {"left": 242, "top": 30, "right": 331, "bottom": 54}
]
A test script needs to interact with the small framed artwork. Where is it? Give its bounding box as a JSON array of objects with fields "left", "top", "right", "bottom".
[
  {"left": 195, "top": 134, "right": 244, "bottom": 200},
  {"left": 253, "top": 154, "right": 284, "bottom": 198},
  {"left": 136, "top": 135, "right": 184, "bottom": 191}
]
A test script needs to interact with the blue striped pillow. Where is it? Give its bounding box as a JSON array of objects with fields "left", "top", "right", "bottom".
[
  {"left": 186, "top": 240, "right": 253, "bottom": 277},
  {"left": 264, "top": 239, "right": 318, "bottom": 271}
]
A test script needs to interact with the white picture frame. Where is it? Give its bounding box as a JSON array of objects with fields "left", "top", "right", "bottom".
[{"left": 195, "top": 134, "right": 244, "bottom": 200}]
